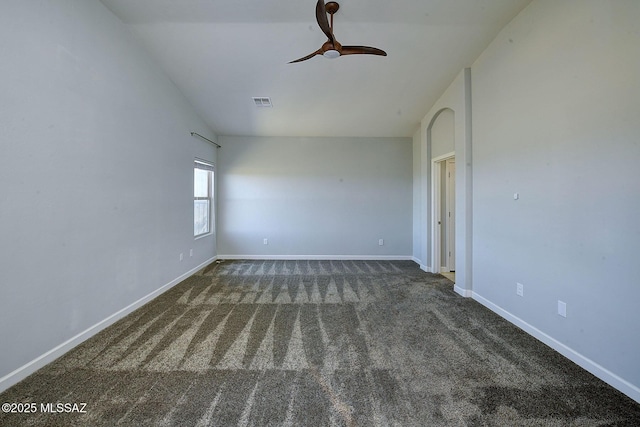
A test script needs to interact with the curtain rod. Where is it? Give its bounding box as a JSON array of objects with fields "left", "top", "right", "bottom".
[{"left": 190, "top": 132, "right": 221, "bottom": 148}]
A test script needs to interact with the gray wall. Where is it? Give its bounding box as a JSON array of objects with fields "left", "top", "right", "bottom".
[
  {"left": 0, "top": 0, "right": 217, "bottom": 388},
  {"left": 217, "top": 136, "right": 412, "bottom": 258},
  {"left": 412, "top": 128, "right": 422, "bottom": 260},
  {"left": 471, "top": 0, "right": 640, "bottom": 399}
]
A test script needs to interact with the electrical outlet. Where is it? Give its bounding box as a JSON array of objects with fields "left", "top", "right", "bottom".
[
  {"left": 558, "top": 300, "right": 567, "bottom": 317},
  {"left": 379, "top": 239, "right": 384, "bottom": 246},
  {"left": 516, "top": 282, "right": 524, "bottom": 297},
  {"left": 179, "top": 253, "right": 184, "bottom": 261},
  {"left": 189, "top": 249, "right": 193, "bottom": 257},
  {"left": 263, "top": 238, "right": 268, "bottom": 245}
]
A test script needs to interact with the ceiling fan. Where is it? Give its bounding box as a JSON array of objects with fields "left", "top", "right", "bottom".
[{"left": 289, "top": 0, "right": 387, "bottom": 63}]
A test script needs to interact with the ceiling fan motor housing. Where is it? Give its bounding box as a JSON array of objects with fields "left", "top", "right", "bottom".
[{"left": 322, "top": 40, "right": 342, "bottom": 58}]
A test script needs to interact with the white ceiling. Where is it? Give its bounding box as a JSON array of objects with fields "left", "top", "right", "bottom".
[{"left": 99, "top": 0, "right": 531, "bottom": 137}]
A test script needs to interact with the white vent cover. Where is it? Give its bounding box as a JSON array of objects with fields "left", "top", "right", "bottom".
[{"left": 252, "top": 97, "right": 272, "bottom": 107}]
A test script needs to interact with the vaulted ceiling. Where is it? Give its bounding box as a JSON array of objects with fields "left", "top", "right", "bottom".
[{"left": 99, "top": 0, "right": 531, "bottom": 137}]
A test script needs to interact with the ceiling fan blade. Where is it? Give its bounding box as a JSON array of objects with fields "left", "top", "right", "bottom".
[
  {"left": 341, "top": 45, "right": 387, "bottom": 57},
  {"left": 315, "top": 0, "right": 334, "bottom": 43},
  {"left": 289, "top": 49, "right": 322, "bottom": 64}
]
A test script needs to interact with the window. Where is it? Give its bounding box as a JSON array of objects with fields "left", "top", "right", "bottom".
[{"left": 194, "top": 160, "right": 214, "bottom": 237}]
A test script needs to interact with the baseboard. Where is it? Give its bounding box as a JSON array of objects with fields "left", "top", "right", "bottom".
[
  {"left": 217, "top": 254, "right": 414, "bottom": 261},
  {"left": 0, "top": 256, "right": 217, "bottom": 394},
  {"left": 472, "top": 292, "right": 640, "bottom": 404},
  {"left": 412, "top": 257, "right": 431, "bottom": 273},
  {"left": 454, "top": 285, "right": 472, "bottom": 298}
]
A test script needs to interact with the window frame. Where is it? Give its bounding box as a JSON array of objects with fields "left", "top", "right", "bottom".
[{"left": 194, "top": 159, "right": 215, "bottom": 238}]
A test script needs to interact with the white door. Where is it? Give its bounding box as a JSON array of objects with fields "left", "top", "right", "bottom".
[{"left": 445, "top": 159, "right": 456, "bottom": 271}]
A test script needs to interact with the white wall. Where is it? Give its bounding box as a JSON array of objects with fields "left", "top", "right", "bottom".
[
  {"left": 471, "top": 0, "right": 640, "bottom": 401},
  {"left": 430, "top": 109, "right": 455, "bottom": 159},
  {"left": 217, "top": 136, "right": 412, "bottom": 258},
  {"left": 0, "top": 0, "right": 217, "bottom": 391}
]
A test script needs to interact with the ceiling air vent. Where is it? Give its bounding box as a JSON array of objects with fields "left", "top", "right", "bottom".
[{"left": 252, "top": 97, "right": 272, "bottom": 107}]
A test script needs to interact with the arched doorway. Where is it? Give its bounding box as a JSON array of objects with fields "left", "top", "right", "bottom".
[{"left": 427, "top": 108, "right": 455, "bottom": 280}]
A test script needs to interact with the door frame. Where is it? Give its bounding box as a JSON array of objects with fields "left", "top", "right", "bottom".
[
  {"left": 431, "top": 152, "right": 455, "bottom": 275},
  {"left": 445, "top": 158, "right": 455, "bottom": 272}
]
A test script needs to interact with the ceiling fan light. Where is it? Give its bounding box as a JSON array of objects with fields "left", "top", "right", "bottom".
[{"left": 323, "top": 49, "right": 340, "bottom": 59}]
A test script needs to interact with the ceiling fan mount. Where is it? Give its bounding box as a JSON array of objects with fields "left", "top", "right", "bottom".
[
  {"left": 324, "top": 1, "right": 340, "bottom": 15},
  {"left": 289, "top": 0, "right": 387, "bottom": 63}
]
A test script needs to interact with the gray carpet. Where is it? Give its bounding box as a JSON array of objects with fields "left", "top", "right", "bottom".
[{"left": 1, "top": 260, "right": 638, "bottom": 426}]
